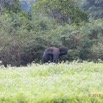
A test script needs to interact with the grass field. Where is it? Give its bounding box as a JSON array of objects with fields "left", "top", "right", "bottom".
[{"left": 0, "top": 61, "right": 103, "bottom": 103}]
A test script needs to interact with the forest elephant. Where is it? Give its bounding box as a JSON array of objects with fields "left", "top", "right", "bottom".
[{"left": 43, "top": 47, "right": 68, "bottom": 63}]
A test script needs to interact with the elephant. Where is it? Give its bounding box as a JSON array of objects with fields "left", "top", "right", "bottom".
[{"left": 43, "top": 47, "right": 68, "bottom": 63}]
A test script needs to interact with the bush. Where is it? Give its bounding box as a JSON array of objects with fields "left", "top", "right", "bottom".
[
  {"left": 0, "top": 12, "right": 103, "bottom": 66},
  {"left": 0, "top": 13, "right": 65, "bottom": 66}
]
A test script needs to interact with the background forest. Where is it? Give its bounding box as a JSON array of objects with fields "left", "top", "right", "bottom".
[{"left": 0, "top": 0, "right": 103, "bottom": 66}]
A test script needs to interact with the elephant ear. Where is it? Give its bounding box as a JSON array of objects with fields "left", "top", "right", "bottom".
[{"left": 59, "top": 47, "right": 68, "bottom": 56}]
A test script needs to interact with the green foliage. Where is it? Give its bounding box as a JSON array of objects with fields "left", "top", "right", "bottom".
[
  {"left": 0, "top": 62, "right": 103, "bottom": 103},
  {"left": 59, "top": 18, "right": 103, "bottom": 61},
  {"left": 0, "top": 0, "right": 20, "bottom": 15},
  {"left": 78, "top": 0, "right": 103, "bottom": 19},
  {"left": 0, "top": 12, "right": 64, "bottom": 66},
  {"left": 0, "top": 0, "right": 103, "bottom": 66},
  {"left": 0, "top": 10, "right": 103, "bottom": 66},
  {"left": 34, "top": 0, "right": 88, "bottom": 24}
]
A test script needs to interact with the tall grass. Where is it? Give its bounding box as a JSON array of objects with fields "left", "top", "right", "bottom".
[{"left": 0, "top": 62, "right": 103, "bottom": 103}]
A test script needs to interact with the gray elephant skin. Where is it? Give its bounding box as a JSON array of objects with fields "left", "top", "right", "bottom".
[{"left": 43, "top": 47, "right": 68, "bottom": 63}]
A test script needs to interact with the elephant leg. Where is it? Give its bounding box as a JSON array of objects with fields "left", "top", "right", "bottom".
[
  {"left": 49, "top": 55, "right": 53, "bottom": 62},
  {"left": 43, "top": 54, "right": 53, "bottom": 63},
  {"left": 48, "top": 55, "right": 53, "bottom": 62},
  {"left": 43, "top": 54, "right": 49, "bottom": 63},
  {"left": 53, "top": 54, "right": 59, "bottom": 63}
]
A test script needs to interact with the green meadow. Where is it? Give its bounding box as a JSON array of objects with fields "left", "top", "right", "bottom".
[{"left": 0, "top": 62, "right": 103, "bottom": 103}]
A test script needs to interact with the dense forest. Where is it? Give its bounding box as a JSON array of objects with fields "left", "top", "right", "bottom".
[{"left": 0, "top": 0, "right": 103, "bottom": 66}]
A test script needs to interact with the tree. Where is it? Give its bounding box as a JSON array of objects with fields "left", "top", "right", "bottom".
[
  {"left": 34, "top": 0, "right": 88, "bottom": 24},
  {"left": 82, "top": 0, "right": 103, "bottom": 19},
  {"left": 0, "top": 0, "right": 20, "bottom": 15}
]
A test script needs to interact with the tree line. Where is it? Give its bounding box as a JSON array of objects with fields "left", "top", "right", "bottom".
[{"left": 0, "top": 0, "right": 103, "bottom": 66}]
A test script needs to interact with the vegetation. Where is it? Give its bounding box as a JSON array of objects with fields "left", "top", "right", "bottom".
[
  {"left": 34, "top": 0, "right": 88, "bottom": 24},
  {"left": 82, "top": 0, "right": 103, "bottom": 19},
  {"left": 0, "top": 0, "right": 20, "bottom": 15},
  {"left": 0, "top": 62, "right": 103, "bottom": 103},
  {"left": 0, "top": 0, "right": 103, "bottom": 102},
  {"left": 0, "top": 0, "right": 103, "bottom": 66}
]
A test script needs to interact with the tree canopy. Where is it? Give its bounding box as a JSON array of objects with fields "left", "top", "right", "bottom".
[
  {"left": 34, "top": 0, "right": 88, "bottom": 24},
  {"left": 0, "top": 0, "right": 20, "bottom": 15},
  {"left": 0, "top": 0, "right": 103, "bottom": 66},
  {"left": 78, "top": 0, "right": 103, "bottom": 19}
]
